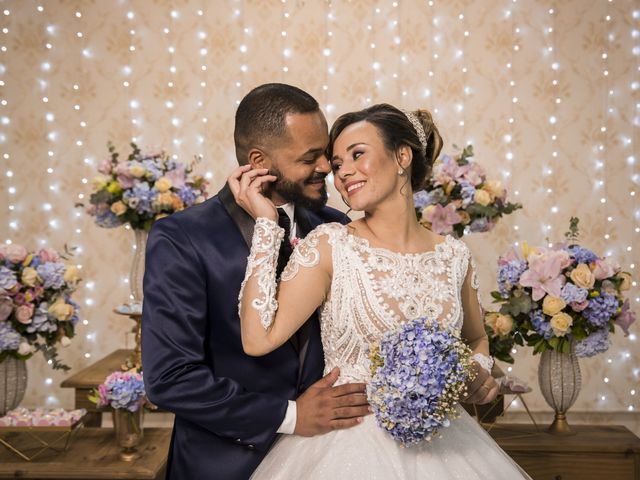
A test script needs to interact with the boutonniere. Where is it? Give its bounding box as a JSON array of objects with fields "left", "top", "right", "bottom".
[{"left": 290, "top": 237, "right": 300, "bottom": 248}]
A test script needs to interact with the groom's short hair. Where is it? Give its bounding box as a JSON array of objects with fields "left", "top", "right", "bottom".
[{"left": 234, "top": 83, "right": 320, "bottom": 165}]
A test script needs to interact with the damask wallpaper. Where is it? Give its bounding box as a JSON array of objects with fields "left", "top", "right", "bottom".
[{"left": 0, "top": 0, "right": 638, "bottom": 430}]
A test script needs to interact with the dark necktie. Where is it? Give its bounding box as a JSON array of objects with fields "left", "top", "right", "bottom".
[{"left": 276, "top": 208, "right": 293, "bottom": 279}]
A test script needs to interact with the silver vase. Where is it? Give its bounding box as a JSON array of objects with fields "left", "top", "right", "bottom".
[
  {"left": 537, "top": 342, "right": 581, "bottom": 435},
  {"left": 0, "top": 357, "right": 27, "bottom": 416},
  {"left": 129, "top": 228, "right": 148, "bottom": 306}
]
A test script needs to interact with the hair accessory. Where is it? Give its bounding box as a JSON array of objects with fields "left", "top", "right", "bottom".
[{"left": 403, "top": 111, "right": 428, "bottom": 154}]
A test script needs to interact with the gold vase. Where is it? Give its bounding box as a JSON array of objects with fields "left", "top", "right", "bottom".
[
  {"left": 112, "top": 408, "right": 144, "bottom": 461},
  {"left": 537, "top": 342, "right": 581, "bottom": 435}
]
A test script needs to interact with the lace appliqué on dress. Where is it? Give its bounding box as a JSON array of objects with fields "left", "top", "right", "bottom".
[
  {"left": 238, "top": 217, "right": 284, "bottom": 330},
  {"left": 281, "top": 234, "right": 321, "bottom": 281}
]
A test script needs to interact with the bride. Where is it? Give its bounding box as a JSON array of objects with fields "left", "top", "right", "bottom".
[{"left": 231, "top": 103, "right": 530, "bottom": 479}]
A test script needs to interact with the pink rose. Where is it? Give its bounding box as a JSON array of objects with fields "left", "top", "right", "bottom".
[
  {"left": 570, "top": 300, "right": 589, "bottom": 312},
  {"left": 0, "top": 244, "right": 28, "bottom": 263},
  {"left": 593, "top": 258, "right": 619, "bottom": 280},
  {"left": 114, "top": 163, "right": 135, "bottom": 189},
  {"left": 165, "top": 164, "right": 186, "bottom": 189},
  {"left": 0, "top": 295, "right": 13, "bottom": 321},
  {"left": 15, "top": 304, "right": 34, "bottom": 324},
  {"left": 12, "top": 292, "right": 26, "bottom": 306},
  {"left": 38, "top": 247, "right": 60, "bottom": 263}
]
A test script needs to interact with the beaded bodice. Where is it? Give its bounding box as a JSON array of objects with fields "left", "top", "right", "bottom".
[{"left": 310, "top": 223, "right": 475, "bottom": 383}]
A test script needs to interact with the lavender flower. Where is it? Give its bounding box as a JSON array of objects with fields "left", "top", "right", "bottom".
[
  {"left": 530, "top": 310, "right": 553, "bottom": 340},
  {"left": 36, "top": 262, "right": 65, "bottom": 289},
  {"left": 583, "top": 293, "right": 619, "bottom": 328},
  {"left": 560, "top": 283, "right": 588, "bottom": 304},
  {"left": 26, "top": 303, "right": 57, "bottom": 334},
  {"left": 574, "top": 329, "right": 611, "bottom": 358},
  {"left": 0, "top": 266, "right": 17, "bottom": 290},
  {"left": 497, "top": 260, "right": 528, "bottom": 297},
  {"left": 567, "top": 245, "right": 598, "bottom": 265},
  {"left": 367, "top": 318, "right": 474, "bottom": 446},
  {"left": 0, "top": 321, "right": 21, "bottom": 352},
  {"left": 413, "top": 190, "right": 435, "bottom": 210},
  {"left": 177, "top": 186, "right": 198, "bottom": 206},
  {"left": 469, "top": 217, "right": 489, "bottom": 233},
  {"left": 459, "top": 182, "right": 476, "bottom": 207}
]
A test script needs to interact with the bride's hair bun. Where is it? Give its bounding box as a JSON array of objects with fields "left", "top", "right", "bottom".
[{"left": 328, "top": 104, "right": 442, "bottom": 192}]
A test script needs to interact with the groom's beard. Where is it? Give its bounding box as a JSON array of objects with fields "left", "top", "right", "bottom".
[{"left": 267, "top": 166, "right": 328, "bottom": 211}]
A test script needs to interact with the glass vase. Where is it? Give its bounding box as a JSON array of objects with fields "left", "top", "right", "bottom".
[
  {"left": 537, "top": 342, "right": 581, "bottom": 435},
  {"left": 0, "top": 357, "right": 27, "bottom": 416},
  {"left": 129, "top": 228, "right": 148, "bottom": 307},
  {"left": 112, "top": 408, "right": 144, "bottom": 461}
]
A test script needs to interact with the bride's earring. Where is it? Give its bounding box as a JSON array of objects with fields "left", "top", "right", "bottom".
[{"left": 397, "top": 168, "right": 404, "bottom": 176}]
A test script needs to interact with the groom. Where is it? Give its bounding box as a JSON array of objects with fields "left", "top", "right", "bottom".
[{"left": 142, "top": 83, "right": 370, "bottom": 480}]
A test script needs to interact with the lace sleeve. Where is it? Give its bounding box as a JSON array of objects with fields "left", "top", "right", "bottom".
[
  {"left": 237, "top": 220, "right": 333, "bottom": 356},
  {"left": 238, "top": 217, "right": 284, "bottom": 330},
  {"left": 459, "top": 243, "right": 492, "bottom": 362}
]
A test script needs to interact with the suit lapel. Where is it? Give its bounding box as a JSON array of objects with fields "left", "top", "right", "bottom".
[{"left": 219, "top": 183, "right": 254, "bottom": 248}]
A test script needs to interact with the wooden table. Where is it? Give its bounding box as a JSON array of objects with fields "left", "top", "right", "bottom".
[
  {"left": 488, "top": 423, "right": 640, "bottom": 480},
  {"left": 0, "top": 427, "right": 170, "bottom": 479},
  {"left": 61, "top": 350, "right": 134, "bottom": 427}
]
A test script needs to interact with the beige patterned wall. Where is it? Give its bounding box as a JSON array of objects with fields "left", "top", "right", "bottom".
[{"left": 1, "top": 0, "right": 638, "bottom": 426}]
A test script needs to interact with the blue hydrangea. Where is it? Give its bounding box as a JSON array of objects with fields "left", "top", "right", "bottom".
[
  {"left": 583, "top": 293, "right": 619, "bottom": 328},
  {"left": 367, "top": 318, "right": 472, "bottom": 446},
  {"left": 36, "top": 262, "right": 65, "bottom": 289},
  {"left": 460, "top": 182, "right": 476, "bottom": 207},
  {"left": 567, "top": 245, "right": 598, "bottom": 264},
  {"left": 26, "top": 303, "right": 58, "bottom": 334},
  {"left": 100, "top": 372, "right": 146, "bottom": 412},
  {"left": 530, "top": 310, "right": 554, "bottom": 340},
  {"left": 66, "top": 296, "right": 80, "bottom": 327},
  {"left": 574, "top": 329, "right": 611, "bottom": 358},
  {"left": 561, "top": 283, "right": 588, "bottom": 304},
  {"left": 141, "top": 159, "right": 164, "bottom": 181},
  {"left": 0, "top": 321, "right": 21, "bottom": 352},
  {"left": 177, "top": 186, "right": 198, "bottom": 206},
  {"left": 95, "top": 210, "right": 121, "bottom": 228},
  {"left": 413, "top": 190, "right": 435, "bottom": 210},
  {"left": 0, "top": 266, "right": 17, "bottom": 290},
  {"left": 469, "top": 218, "right": 489, "bottom": 232},
  {"left": 123, "top": 182, "right": 156, "bottom": 214},
  {"left": 497, "top": 260, "right": 528, "bottom": 297}
]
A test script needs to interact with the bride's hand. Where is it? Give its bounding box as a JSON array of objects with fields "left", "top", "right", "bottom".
[
  {"left": 228, "top": 165, "right": 278, "bottom": 221},
  {"left": 463, "top": 362, "right": 499, "bottom": 405}
]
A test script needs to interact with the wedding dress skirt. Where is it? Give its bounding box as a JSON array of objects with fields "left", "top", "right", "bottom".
[{"left": 252, "top": 408, "right": 530, "bottom": 479}]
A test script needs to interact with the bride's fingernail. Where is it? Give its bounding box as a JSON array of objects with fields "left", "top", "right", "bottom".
[{"left": 357, "top": 417, "right": 363, "bottom": 423}]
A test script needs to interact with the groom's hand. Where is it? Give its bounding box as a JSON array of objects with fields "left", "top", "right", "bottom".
[
  {"left": 463, "top": 362, "right": 499, "bottom": 405},
  {"left": 294, "top": 367, "right": 370, "bottom": 437}
]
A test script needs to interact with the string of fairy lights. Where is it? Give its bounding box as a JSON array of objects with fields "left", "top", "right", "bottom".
[{"left": 0, "top": 1, "right": 637, "bottom": 414}]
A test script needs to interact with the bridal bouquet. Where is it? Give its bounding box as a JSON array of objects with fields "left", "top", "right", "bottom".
[
  {"left": 84, "top": 142, "right": 209, "bottom": 231},
  {"left": 414, "top": 145, "right": 521, "bottom": 237},
  {"left": 0, "top": 244, "right": 80, "bottom": 371},
  {"left": 367, "top": 318, "right": 475, "bottom": 446},
  {"left": 485, "top": 218, "right": 635, "bottom": 361},
  {"left": 89, "top": 370, "right": 147, "bottom": 412}
]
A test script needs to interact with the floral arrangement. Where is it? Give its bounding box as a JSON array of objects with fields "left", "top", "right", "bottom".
[
  {"left": 367, "top": 317, "right": 475, "bottom": 446},
  {"left": 485, "top": 218, "right": 635, "bottom": 362},
  {"left": 414, "top": 145, "right": 521, "bottom": 238},
  {"left": 83, "top": 142, "right": 209, "bottom": 231},
  {"left": 0, "top": 244, "right": 80, "bottom": 371},
  {"left": 89, "top": 371, "right": 146, "bottom": 412}
]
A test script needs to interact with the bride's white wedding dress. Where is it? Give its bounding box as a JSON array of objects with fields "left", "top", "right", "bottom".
[{"left": 242, "top": 221, "right": 530, "bottom": 479}]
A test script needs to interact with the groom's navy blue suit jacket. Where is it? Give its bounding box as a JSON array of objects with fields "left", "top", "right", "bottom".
[{"left": 142, "top": 184, "right": 349, "bottom": 480}]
